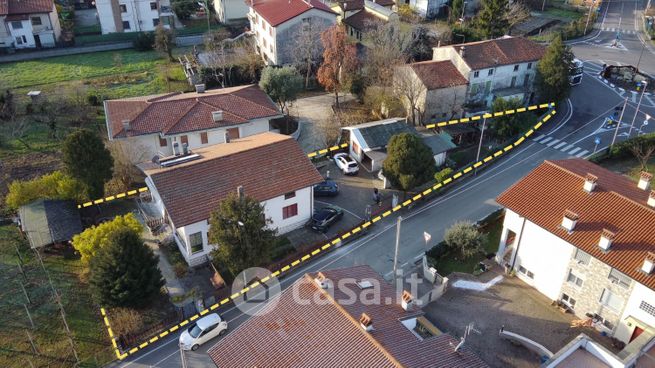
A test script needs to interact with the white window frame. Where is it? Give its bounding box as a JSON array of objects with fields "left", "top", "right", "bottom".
[
  {"left": 562, "top": 293, "right": 576, "bottom": 308},
  {"left": 574, "top": 249, "right": 591, "bottom": 265},
  {"left": 567, "top": 269, "right": 584, "bottom": 288},
  {"left": 608, "top": 268, "right": 631, "bottom": 289},
  {"left": 599, "top": 289, "right": 624, "bottom": 311}
]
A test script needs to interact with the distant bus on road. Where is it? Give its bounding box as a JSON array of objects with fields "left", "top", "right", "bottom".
[{"left": 570, "top": 59, "right": 584, "bottom": 86}]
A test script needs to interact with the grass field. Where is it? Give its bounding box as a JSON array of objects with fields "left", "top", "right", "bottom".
[{"left": 0, "top": 225, "right": 113, "bottom": 367}]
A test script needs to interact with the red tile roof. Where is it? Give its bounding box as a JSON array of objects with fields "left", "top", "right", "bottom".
[
  {"left": 497, "top": 159, "right": 655, "bottom": 291},
  {"left": 142, "top": 132, "right": 323, "bottom": 227},
  {"left": 409, "top": 60, "right": 469, "bottom": 90},
  {"left": 0, "top": 0, "right": 53, "bottom": 15},
  {"left": 449, "top": 36, "right": 546, "bottom": 70},
  {"left": 249, "top": 0, "right": 336, "bottom": 27},
  {"left": 104, "top": 85, "right": 280, "bottom": 139},
  {"left": 208, "top": 265, "right": 488, "bottom": 368},
  {"left": 342, "top": 9, "right": 383, "bottom": 31}
]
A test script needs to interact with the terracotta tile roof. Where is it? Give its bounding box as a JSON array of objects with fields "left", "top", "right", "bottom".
[
  {"left": 449, "top": 36, "right": 546, "bottom": 70},
  {"left": 142, "top": 132, "right": 323, "bottom": 227},
  {"left": 249, "top": 0, "right": 336, "bottom": 27},
  {"left": 342, "top": 9, "right": 383, "bottom": 31},
  {"left": 409, "top": 60, "right": 469, "bottom": 90},
  {"left": 0, "top": 0, "right": 53, "bottom": 15},
  {"left": 208, "top": 265, "right": 488, "bottom": 368},
  {"left": 104, "top": 85, "right": 280, "bottom": 139},
  {"left": 497, "top": 159, "right": 655, "bottom": 291}
]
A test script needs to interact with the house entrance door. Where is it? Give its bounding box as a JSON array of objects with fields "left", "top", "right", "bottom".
[
  {"left": 630, "top": 326, "right": 645, "bottom": 342},
  {"left": 34, "top": 35, "right": 41, "bottom": 48}
]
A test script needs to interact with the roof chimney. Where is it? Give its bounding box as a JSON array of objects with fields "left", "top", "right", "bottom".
[
  {"left": 122, "top": 119, "right": 131, "bottom": 131},
  {"left": 359, "top": 313, "right": 373, "bottom": 332},
  {"left": 224, "top": 131, "right": 230, "bottom": 143},
  {"left": 583, "top": 174, "right": 598, "bottom": 193},
  {"left": 599, "top": 229, "right": 615, "bottom": 252},
  {"left": 314, "top": 272, "right": 330, "bottom": 289},
  {"left": 642, "top": 252, "right": 655, "bottom": 274},
  {"left": 638, "top": 172, "right": 652, "bottom": 190},
  {"left": 212, "top": 111, "right": 224, "bottom": 122},
  {"left": 237, "top": 185, "right": 244, "bottom": 200},
  {"left": 401, "top": 290, "right": 413, "bottom": 311},
  {"left": 459, "top": 46, "right": 466, "bottom": 57},
  {"left": 649, "top": 190, "right": 655, "bottom": 208},
  {"left": 343, "top": 2, "right": 347, "bottom": 9},
  {"left": 561, "top": 210, "right": 578, "bottom": 232}
]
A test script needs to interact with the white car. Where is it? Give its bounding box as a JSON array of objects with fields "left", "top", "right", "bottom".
[
  {"left": 334, "top": 153, "right": 359, "bottom": 175},
  {"left": 179, "top": 313, "right": 228, "bottom": 351}
]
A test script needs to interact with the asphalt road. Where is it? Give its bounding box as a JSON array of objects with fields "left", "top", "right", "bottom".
[{"left": 114, "top": 2, "right": 655, "bottom": 366}]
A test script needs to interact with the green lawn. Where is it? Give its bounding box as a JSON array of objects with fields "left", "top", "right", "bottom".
[
  {"left": 0, "top": 225, "right": 112, "bottom": 367},
  {"left": 543, "top": 7, "right": 583, "bottom": 20},
  {"left": 429, "top": 215, "right": 503, "bottom": 276}
]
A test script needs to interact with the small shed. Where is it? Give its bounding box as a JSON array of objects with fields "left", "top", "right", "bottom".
[
  {"left": 421, "top": 133, "right": 457, "bottom": 166},
  {"left": 19, "top": 199, "right": 83, "bottom": 249}
]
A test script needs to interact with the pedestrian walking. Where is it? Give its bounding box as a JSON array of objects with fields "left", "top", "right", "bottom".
[{"left": 373, "top": 188, "right": 381, "bottom": 206}]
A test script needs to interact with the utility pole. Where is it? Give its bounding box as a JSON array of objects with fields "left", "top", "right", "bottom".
[
  {"left": 636, "top": 41, "right": 647, "bottom": 70},
  {"left": 610, "top": 97, "right": 628, "bottom": 150},
  {"left": 584, "top": 0, "right": 596, "bottom": 36},
  {"left": 474, "top": 116, "right": 487, "bottom": 175},
  {"left": 180, "top": 341, "right": 188, "bottom": 368},
  {"left": 392, "top": 216, "right": 402, "bottom": 283},
  {"left": 628, "top": 81, "right": 648, "bottom": 137}
]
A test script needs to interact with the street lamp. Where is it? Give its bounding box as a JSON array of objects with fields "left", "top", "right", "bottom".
[
  {"left": 460, "top": 1, "right": 467, "bottom": 24},
  {"left": 640, "top": 114, "right": 651, "bottom": 135},
  {"left": 474, "top": 116, "right": 487, "bottom": 176},
  {"left": 637, "top": 41, "right": 647, "bottom": 70},
  {"left": 584, "top": 0, "right": 596, "bottom": 36},
  {"left": 610, "top": 97, "right": 628, "bottom": 150},
  {"left": 628, "top": 81, "right": 648, "bottom": 137},
  {"left": 198, "top": 0, "right": 211, "bottom": 33}
]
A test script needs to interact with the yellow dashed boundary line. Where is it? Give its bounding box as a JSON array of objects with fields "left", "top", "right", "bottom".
[
  {"left": 103, "top": 104, "right": 555, "bottom": 360},
  {"left": 424, "top": 103, "right": 552, "bottom": 129},
  {"left": 306, "top": 142, "right": 350, "bottom": 158}
]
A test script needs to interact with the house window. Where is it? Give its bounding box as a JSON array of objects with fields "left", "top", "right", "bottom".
[
  {"left": 608, "top": 268, "right": 631, "bottom": 289},
  {"left": 122, "top": 21, "right": 131, "bottom": 30},
  {"left": 180, "top": 135, "right": 188, "bottom": 145},
  {"left": 599, "top": 289, "right": 624, "bottom": 311},
  {"left": 473, "top": 71, "right": 479, "bottom": 78},
  {"left": 567, "top": 270, "right": 584, "bottom": 288},
  {"left": 15, "top": 36, "right": 23, "bottom": 45},
  {"left": 200, "top": 132, "right": 208, "bottom": 144},
  {"left": 120, "top": 4, "right": 127, "bottom": 12},
  {"left": 282, "top": 204, "right": 298, "bottom": 219},
  {"left": 284, "top": 191, "right": 296, "bottom": 200},
  {"left": 518, "top": 266, "right": 534, "bottom": 279},
  {"left": 153, "top": 18, "right": 160, "bottom": 27},
  {"left": 159, "top": 137, "right": 167, "bottom": 147},
  {"left": 562, "top": 293, "right": 576, "bottom": 308},
  {"left": 574, "top": 249, "right": 591, "bottom": 265},
  {"left": 523, "top": 75, "right": 530, "bottom": 87},
  {"left": 640, "top": 301, "right": 655, "bottom": 317},
  {"left": 513, "top": 64, "right": 519, "bottom": 72},
  {"left": 11, "top": 21, "right": 23, "bottom": 29},
  {"left": 488, "top": 69, "right": 494, "bottom": 76},
  {"left": 189, "top": 232, "right": 203, "bottom": 254},
  {"left": 150, "top": 1, "right": 157, "bottom": 10},
  {"left": 510, "top": 76, "right": 517, "bottom": 88},
  {"left": 31, "top": 17, "right": 42, "bottom": 26},
  {"left": 527, "top": 62, "right": 533, "bottom": 69}
]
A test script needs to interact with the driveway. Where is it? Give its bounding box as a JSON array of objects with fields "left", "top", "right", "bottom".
[
  {"left": 424, "top": 267, "right": 583, "bottom": 368},
  {"left": 290, "top": 92, "right": 354, "bottom": 153}
]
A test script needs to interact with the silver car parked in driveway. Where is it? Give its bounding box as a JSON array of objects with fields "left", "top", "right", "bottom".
[{"left": 179, "top": 313, "right": 228, "bottom": 351}]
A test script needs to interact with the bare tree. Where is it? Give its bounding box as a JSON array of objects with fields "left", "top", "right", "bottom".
[
  {"left": 394, "top": 66, "right": 426, "bottom": 125},
  {"left": 293, "top": 19, "right": 324, "bottom": 89},
  {"left": 629, "top": 140, "right": 655, "bottom": 170},
  {"left": 202, "top": 29, "right": 231, "bottom": 87},
  {"left": 363, "top": 19, "right": 411, "bottom": 86},
  {"left": 505, "top": 0, "right": 531, "bottom": 28},
  {"left": 106, "top": 140, "right": 148, "bottom": 193}
]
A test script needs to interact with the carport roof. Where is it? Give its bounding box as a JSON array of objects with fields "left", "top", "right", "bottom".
[
  {"left": 343, "top": 118, "right": 413, "bottom": 151},
  {"left": 19, "top": 199, "right": 82, "bottom": 248}
]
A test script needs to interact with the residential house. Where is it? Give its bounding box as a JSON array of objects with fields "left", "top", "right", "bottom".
[
  {"left": 138, "top": 132, "right": 323, "bottom": 266},
  {"left": 395, "top": 60, "right": 469, "bottom": 124},
  {"left": 207, "top": 265, "right": 488, "bottom": 367},
  {"left": 341, "top": 118, "right": 455, "bottom": 171},
  {"left": 0, "top": 0, "right": 61, "bottom": 49},
  {"left": 19, "top": 199, "right": 83, "bottom": 249},
  {"left": 247, "top": 0, "right": 337, "bottom": 65},
  {"left": 330, "top": 0, "right": 396, "bottom": 41},
  {"left": 431, "top": 36, "right": 545, "bottom": 107},
  {"left": 213, "top": 0, "right": 248, "bottom": 23},
  {"left": 542, "top": 333, "right": 655, "bottom": 367},
  {"left": 103, "top": 84, "right": 282, "bottom": 164},
  {"left": 496, "top": 159, "right": 655, "bottom": 346},
  {"left": 96, "top": 0, "right": 175, "bottom": 34}
]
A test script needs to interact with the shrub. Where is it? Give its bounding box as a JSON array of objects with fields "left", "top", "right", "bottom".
[
  {"left": 71, "top": 213, "right": 143, "bottom": 263},
  {"left": 444, "top": 221, "right": 486, "bottom": 259},
  {"left": 434, "top": 167, "right": 454, "bottom": 183},
  {"left": 132, "top": 32, "right": 155, "bottom": 51},
  {"left": 610, "top": 132, "right": 655, "bottom": 158},
  {"left": 5, "top": 171, "right": 88, "bottom": 210}
]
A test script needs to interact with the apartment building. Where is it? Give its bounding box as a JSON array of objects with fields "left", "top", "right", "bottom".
[
  {"left": 95, "top": 0, "right": 175, "bottom": 34},
  {"left": 0, "top": 0, "right": 61, "bottom": 49}
]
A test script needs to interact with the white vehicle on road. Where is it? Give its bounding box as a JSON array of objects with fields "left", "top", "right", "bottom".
[
  {"left": 333, "top": 153, "right": 359, "bottom": 175},
  {"left": 179, "top": 313, "right": 228, "bottom": 351}
]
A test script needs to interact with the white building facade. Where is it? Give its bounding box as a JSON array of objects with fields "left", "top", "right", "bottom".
[
  {"left": 213, "top": 0, "right": 249, "bottom": 23},
  {"left": 96, "top": 0, "right": 175, "bottom": 34},
  {"left": 0, "top": 0, "right": 61, "bottom": 49}
]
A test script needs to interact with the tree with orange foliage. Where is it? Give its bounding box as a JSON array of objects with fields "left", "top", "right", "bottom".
[{"left": 317, "top": 25, "right": 358, "bottom": 108}]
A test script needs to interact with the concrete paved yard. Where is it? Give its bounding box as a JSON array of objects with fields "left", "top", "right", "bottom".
[{"left": 424, "top": 269, "right": 584, "bottom": 368}]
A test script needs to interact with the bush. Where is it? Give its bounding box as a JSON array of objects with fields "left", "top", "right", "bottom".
[
  {"left": 132, "top": 32, "right": 155, "bottom": 51},
  {"left": 271, "top": 237, "right": 295, "bottom": 261},
  {"left": 444, "top": 221, "right": 486, "bottom": 259},
  {"left": 434, "top": 167, "right": 454, "bottom": 183},
  {"left": 71, "top": 213, "right": 143, "bottom": 263},
  {"left": 5, "top": 171, "right": 88, "bottom": 210},
  {"left": 610, "top": 132, "right": 655, "bottom": 158}
]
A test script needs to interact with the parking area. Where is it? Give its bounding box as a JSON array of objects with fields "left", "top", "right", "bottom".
[{"left": 424, "top": 267, "right": 598, "bottom": 368}]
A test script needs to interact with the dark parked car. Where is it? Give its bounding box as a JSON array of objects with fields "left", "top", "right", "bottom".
[
  {"left": 309, "top": 206, "right": 344, "bottom": 232},
  {"left": 314, "top": 180, "right": 339, "bottom": 197}
]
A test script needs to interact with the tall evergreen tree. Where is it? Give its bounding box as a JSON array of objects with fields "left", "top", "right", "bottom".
[
  {"left": 535, "top": 34, "right": 574, "bottom": 103},
  {"left": 476, "top": 0, "right": 510, "bottom": 39},
  {"left": 62, "top": 129, "right": 114, "bottom": 199},
  {"left": 89, "top": 228, "right": 164, "bottom": 308},
  {"left": 382, "top": 133, "right": 436, "bottom": 192}
]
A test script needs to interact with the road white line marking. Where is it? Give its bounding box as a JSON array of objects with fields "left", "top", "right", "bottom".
[
  {"left": 561, "top": 144, "right": 574, "bottom": 152},
  {"left": 576, "top": 150, "right": 590, "bottom": 157},
  {"left": 547, "top": 138, "right": 561, "bottom": 147},
  {"left": 539, "top": 136, "right": 553, "bottom": 144},
  {"left": 553, "top": 141, "right": 568, "bottom": 149},
  {"left": 568, "top": 147, "right": 581, "bottom": 155},
  {"left": 632, "top": 93, "right": 638, "bottom": 103},
  {"left": 532, "top": 134, "right": 544, "bottom": 142}
]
